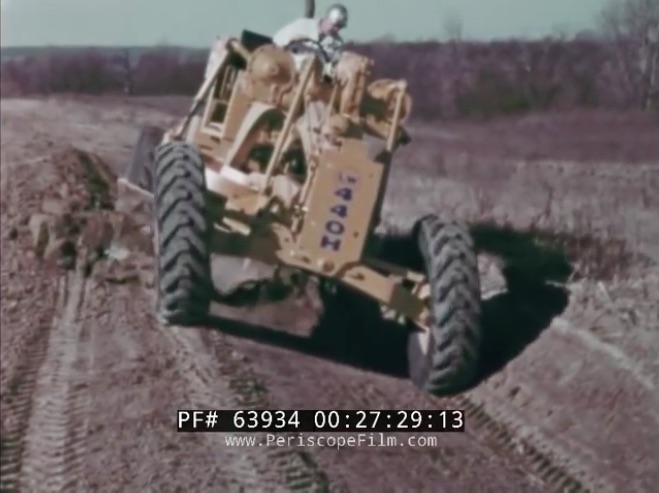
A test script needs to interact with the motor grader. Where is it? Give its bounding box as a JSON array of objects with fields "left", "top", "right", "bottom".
[{"left": 119, "top": 27, "right": 483, "bottom": 396}]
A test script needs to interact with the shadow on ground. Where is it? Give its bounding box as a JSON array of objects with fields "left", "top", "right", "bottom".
[{"left": 203, "top": 221, "right": 571, "bottom": 394}]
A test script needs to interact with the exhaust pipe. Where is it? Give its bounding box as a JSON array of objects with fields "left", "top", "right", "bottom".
[{"left": 305, "top": 0, "right": 315, "bottom": 17}]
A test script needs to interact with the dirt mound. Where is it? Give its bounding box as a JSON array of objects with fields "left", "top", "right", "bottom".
[
  {"left": 6, "top": 146, "right": 116, "bottom": 217},
  {"left": 51, "top": 147, "right": 117, "bottom": 209},
  {"left": 5, "top": 146, "right": 154, "bottom": 282}
]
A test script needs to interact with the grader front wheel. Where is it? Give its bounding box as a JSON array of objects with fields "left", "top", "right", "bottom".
[
  {"left": 153, "top": 141, "right": 213, "bottom": 326},
  {"left": 407, "top": 215, "right": 482, "bottom": 395}
]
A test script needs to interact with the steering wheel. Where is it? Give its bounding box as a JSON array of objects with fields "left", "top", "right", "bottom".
[{"left": 286, "top": 37, "right": 332, "bottom": 64}]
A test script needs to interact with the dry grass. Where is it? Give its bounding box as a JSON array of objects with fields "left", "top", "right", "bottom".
[{"left": 380, "top": 109, "right": 659, "bottom": 282}]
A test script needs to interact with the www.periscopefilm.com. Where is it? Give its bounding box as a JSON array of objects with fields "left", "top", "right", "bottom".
[{"left": 223, "top": 433, "right": 439, "bottom": 450}]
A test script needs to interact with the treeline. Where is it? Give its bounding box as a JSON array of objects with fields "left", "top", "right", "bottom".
[
  {"left": 355, "top": 38, "right": 645, "bottom": 118},
  {"left": 0, "top": 48, "right": 207, "bottom": 97},
  {"left": 0, "top": 37, "right": 655, "bottom": 119}
]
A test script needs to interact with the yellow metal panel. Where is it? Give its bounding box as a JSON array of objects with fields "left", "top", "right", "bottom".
[{"left": 297, "top": 140, "right": 382, "bottom": 268}]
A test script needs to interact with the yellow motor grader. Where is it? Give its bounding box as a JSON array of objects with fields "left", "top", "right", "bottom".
[{"left": 119, "top": 4, "right": 482, "bottom": 396}]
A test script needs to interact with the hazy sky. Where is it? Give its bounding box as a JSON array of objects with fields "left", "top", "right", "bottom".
[{"left": 1, "top": 0, "right": 610, "bottom": 47}]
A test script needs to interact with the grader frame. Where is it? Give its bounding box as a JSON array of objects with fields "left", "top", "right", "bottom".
[{"left": 163, "top": 34, "right": 430, "bottom": 328}]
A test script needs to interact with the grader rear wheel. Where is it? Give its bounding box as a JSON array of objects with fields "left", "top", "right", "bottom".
[{"left": 407, "top": 215, "right": 482, "bottom": 395}]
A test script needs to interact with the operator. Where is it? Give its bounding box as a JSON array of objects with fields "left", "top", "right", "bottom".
[{"left": 272, "top": 3, "right": 349, "bottom": 74}]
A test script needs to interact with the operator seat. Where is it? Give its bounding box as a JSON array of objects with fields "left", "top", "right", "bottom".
[{"left": 240, "top": 30, "right": 273, "bottom": 52}]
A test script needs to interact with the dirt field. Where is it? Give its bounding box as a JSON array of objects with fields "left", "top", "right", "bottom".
[{"left": 1, "top": 96, "right": 657, "bottom": 492}]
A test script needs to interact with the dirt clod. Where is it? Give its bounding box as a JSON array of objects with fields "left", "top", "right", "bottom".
[
  {"left": 110, "top": 212, "right": 154, "bottom": 256},
  {"left": 43, "top": 238, "right": 77, "bottom": 270},
  {"left": 28, "top": 214, "right": 52, "bottom": 257},
  {"left": 93, "top": 260, "right": 141, "bottom": 284},
  {"left": 41, "top": 198, "right": 70, "bottom": 216},
  {"left": 78, "top": 213, "right": 115, "bottom": 255}
]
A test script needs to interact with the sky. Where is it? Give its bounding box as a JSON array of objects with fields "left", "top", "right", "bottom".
[{"left": 0, "top": 0, "right": 611, "bottom": 47}]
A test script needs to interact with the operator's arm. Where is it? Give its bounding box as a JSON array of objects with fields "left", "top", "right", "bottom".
[{"left": 323, "top": 34, "right": 344, "bottom": 64}]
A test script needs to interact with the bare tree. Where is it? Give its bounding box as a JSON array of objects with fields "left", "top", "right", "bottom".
[
  {"left": 640, "top": 21, "right": 659, "bottom": 109},
  {"left": 112, "top": 48, "right": 136, "bottom": 95},
  {"left": 443, "top": 12, "right": 463, "bottom": 42},
  {"left": 443, "top": 12, "right": 465, "bottom": 115},
  {"left": 599, "top": 0, "right": 659, "bottom": 110},
  {"left": 304, "top": 0, "right": 315, "bottom": 18},
  {"left": 515, "top": 38, "right": 566, "bottom": 109},
  {"left": 443, "top": 11, "right": 464, "bottom": 66}
]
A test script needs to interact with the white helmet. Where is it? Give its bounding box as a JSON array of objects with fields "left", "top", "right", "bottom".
[{"left": 325, "top": 3, "right": 348, "bottom": 28}]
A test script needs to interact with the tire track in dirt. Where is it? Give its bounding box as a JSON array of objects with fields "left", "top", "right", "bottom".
[
  {"left": 201, "top": 330, "right": 334, "bottom": 492},
  {"left": 221, "top": 301, "right": 592, "bottom": 493},
  {"left": 552, "top": 317, "right": 656, "bottom": 394},
  {"left": 453, "top": 395, "right": 593, "bottom": 493},
  {"left": 145, "top": 286, "right": 332, "bottom": 491},
  {"left": 4, "top": 263, "right": 331, "bottom": 492},
  {"left": 465, "top": 320, "right": 659, "bottom": 493},
  {"left": 18, "top": 270, "right": 92, "bottom": 493},
  {"left": 0, "top": 279, "right": 65, "bottom": 493},
  {"left": 0, "top": 109, "right": 63, "bottom": 493},
  {"left": 75, "top": 276, "right": 240, "bottom": 492},
  {"left": 347, "top": 382, "right": 594, "bottom": 492}
]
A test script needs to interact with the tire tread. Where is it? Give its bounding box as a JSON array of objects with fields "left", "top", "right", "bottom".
[
  {"left": 153, "top": 141, "right": 212, "bottom": 326},
  {"left": 410, "top": 214, "right": 482, "bottom": 395}
]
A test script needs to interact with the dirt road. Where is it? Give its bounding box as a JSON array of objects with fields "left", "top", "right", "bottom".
[{"left": 1, "top": 97, "right": 657, "bottom": 492}]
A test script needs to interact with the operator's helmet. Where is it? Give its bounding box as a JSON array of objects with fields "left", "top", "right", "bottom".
[{"left": 325, "top": 3, "right": 348, "bottom": 28}]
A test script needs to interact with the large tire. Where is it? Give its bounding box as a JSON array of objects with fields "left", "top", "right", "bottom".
[
  {"left": 407, "top": 215, "right": 482, "bottom": 395},
  {"left": 153, "top": 141, "right": 212, "bottom": 326}
]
